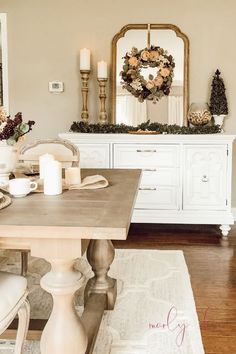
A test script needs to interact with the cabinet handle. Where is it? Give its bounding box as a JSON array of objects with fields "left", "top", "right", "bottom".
[
  {"left": 202, "top": 175, "right": 209, "bottom": 182},
  {"left": 143, "top": 168, "right": 157, "bottom": 172},
  {"left": 139, "top": 187, "right": 157, "bottom": 191},
  {"left": 136, "top": 149, "right": 157, "bottom": 153}
]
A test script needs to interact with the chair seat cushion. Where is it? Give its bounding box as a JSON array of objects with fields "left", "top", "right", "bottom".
[{"left": 0, "top": 271, "right": 27, "bottom": 321}]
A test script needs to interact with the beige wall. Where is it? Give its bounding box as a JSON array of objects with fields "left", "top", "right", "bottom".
[{"left": 0, "top": 0, "right": 235, "bottom": 206}]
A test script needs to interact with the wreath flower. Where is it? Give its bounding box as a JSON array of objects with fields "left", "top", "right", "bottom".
[{"left": 120, "top": 45, "right": 175, "bottom": 103}]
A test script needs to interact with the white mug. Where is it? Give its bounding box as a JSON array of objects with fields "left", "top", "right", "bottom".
[{"left": 9, "top": 178, "right": 38, "bottom": 198}]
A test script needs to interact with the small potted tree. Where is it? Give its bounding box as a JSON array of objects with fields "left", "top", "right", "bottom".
[{"left": 209, "top": 69, "right": 228, "bottom": 128}]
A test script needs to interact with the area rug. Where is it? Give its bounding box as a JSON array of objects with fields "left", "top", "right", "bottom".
[{"left": 0, "top": 249, "right": 205, "bottom": 354}]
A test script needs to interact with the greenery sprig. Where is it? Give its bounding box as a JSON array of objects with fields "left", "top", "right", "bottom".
[{"left": 70, "top": 121, "right": 221, "bottom": 135}]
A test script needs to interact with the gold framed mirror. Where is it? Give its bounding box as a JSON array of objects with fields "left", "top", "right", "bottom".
[{"left": 111, "top": 24, "right": 189, "bottom": 126}]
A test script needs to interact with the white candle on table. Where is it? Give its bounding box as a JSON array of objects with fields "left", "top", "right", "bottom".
[
  {"left": 39, "top": 154, "right": 55, "bottom": 179},
  {"left": 80, "top": 48, "right": 91, "bottom": 70},
  {"left": 97, "top": 61, "right": 107, "bottom": 78},
  {"left": 44, "top": 160, "right": 62, "bottom": 195},
  {"left": 65, "top": 167, "right": 81, "bottom": 186}
]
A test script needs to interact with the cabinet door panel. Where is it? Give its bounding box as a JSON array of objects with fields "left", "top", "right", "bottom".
[
  {"left": 183, "top": 145, "right": 227, "bottom": 210},
  {"left": 76, "top": 144, "right": 110, "bottom": 168}
]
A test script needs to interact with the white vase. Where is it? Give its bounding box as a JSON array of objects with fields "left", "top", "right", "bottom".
[
  {"left": 0, "top": 140, "right": 19, "bottom": 185},
  {"left": 213, "top": 114, "right": 226, "bottom": 128}
]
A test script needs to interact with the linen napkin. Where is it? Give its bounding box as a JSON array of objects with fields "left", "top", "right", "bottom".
[{"left": 68, "top": 175, "right": 108, "bottom": 190}]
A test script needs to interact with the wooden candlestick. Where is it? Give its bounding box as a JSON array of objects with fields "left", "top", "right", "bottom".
[
  {"left": 80, "top": 70, "right": 90, "bottom": 123},
  {"left": 98, "top": 78, "right": 108, "bottom": 124}
]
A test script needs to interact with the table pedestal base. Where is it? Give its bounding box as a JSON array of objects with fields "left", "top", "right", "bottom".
[
  {"left": 84, "top": 239, "right": 117, "bottom": 310},
  {"left": 40, "top": 259, "right": 88, "bottom": 354}
]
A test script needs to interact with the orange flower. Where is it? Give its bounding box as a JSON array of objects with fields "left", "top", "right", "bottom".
[
  {"left": 128, "top": 57, "right": 139, "bottom": 67},
  {"left": 149, "top": 50, "right": 159, "bottom": 61},
  {"left": 141, "top": 50, "right": 150, "bottom": 61},
  {"left": 160, "top": 67, "right": 171, "bottom": 77}
]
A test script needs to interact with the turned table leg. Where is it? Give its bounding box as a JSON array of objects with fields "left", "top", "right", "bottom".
[
  {"left": 84, "top": 240, "right": 117, "bottom": 310},
  {"left": 40, "top": 259, "right": 88, "bottom": 354}
]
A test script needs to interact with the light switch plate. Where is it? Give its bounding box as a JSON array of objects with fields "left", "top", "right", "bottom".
[{"left": 49, "top": 81, "right": 64, "bottom": 93}]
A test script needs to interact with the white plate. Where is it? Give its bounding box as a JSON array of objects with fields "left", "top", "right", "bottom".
[{"left": 0, "top": 192, "right": 4, "bottom": 200}]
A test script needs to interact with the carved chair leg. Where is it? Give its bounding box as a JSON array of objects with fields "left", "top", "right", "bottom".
[
  {"left": 84, "top": 239, "right": 117, "bottom": 310},
  {"left": 21, "top": 251, "right": 29, "bottom": 277},
  {"left": 14, "top": 299, "right": 30, "bottom": 354}
]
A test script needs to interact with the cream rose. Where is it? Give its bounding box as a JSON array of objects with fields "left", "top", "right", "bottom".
[
  {"left": 141, "top": 50, "right": 150, "bottom": 61},
  {"left": 160, "top": 67, "right": 171, "bottom": 77},
  {"left": 128, "top": 57, "right": 138, "bottom": 67},
  {"left": 146, "top": 80, "right": 155, "bottom": 90},
  {"left": 149, "top": 50, "right": 159, "bottom": 61},
  {"left": 154, "top": 75, "right": 164, "bottom": 87},
  {"left": 130, "top": 79, "right": 142, "bottom": 91}
]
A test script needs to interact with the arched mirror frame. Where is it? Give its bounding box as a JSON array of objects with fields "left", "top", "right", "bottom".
[
  {"left": 0, "top": 13, "right": 9, "bottom": 113},
  {"left": 111, "top": 24, "right": 189, "bottom": 125}
]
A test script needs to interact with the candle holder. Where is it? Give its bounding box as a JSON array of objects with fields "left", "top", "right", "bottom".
[
  {"left": 98, "top": 78, "right": 108, "bottom": 124},
  {"left": 80, "top": 70, "right": 90, "bottom": 123}
]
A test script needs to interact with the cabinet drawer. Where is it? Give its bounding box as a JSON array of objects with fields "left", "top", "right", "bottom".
[
  {"left": 135, "top": 186, "right": 179, "bottom": 210},
  {"left": 76, "top": 144, "right": 110, "bottom": 168},
  {"left": 114, "top": 144, "right": 179, "bottom": 168},
  {"left": 141, "top": 168, "right": 179, "bottom": 186}
]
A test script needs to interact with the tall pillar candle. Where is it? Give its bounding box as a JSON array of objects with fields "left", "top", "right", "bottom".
[
  {"left": 80, "top": 48, "right": 91, "bottom": 70},
  {"left": 43, "top": 160, "right": 62, "bottom": 195},
  {"left": 39, "top": 154, "right": 55, "bottom": 179},
  {"left": 97, "top": 61, "right": 107, "bottom": 79}
]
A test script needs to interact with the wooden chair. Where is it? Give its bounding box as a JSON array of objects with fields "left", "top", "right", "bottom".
[
  {"left": 18, "top": 139, "right": 80, "bottom": 276},
  {"left": 0, "top": 271, "right": 30, "bottom": 354}
]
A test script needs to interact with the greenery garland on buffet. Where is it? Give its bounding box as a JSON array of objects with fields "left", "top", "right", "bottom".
[
  {"left": 120, "top": 46, "right": 175, "bottom": 102},
  {"left": 70, "top": 121, "right": 221, "bottom": 134}
]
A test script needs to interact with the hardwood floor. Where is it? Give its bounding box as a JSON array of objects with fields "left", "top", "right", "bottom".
[{"left": 113, "top": 223, "right": 236, "bottom": 354}]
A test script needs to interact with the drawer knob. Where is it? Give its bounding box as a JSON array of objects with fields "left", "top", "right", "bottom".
[
  {"left": 136, "top": 149, "right": 157, "bottom": 153},
  {"left": 202, "top": 175, "right": 209, "bottom": 182},
  {"left": 139, "top": 187, "right": 157, "bottom": 191}
]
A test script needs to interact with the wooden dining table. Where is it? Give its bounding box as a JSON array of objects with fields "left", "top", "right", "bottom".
[{"left": 0, "top": 168, "right": 141, "bottom": 354}]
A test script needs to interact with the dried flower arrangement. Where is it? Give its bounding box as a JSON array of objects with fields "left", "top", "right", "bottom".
[
  {"left": 120, "top": 46, "right": 175, "bottom": 103},
  {"left": 0, "top": 107, "right": 35, "bottom": 145}
]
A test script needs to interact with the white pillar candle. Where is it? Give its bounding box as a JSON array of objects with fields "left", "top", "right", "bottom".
[
  {"left": 80, "top": 48, "right": 91, "bottom": 70},
  {"left": 39, "top": 154, "right": 55, "bottom": 179},
  {"left": 44, "top": 160, "right": 62, "bottom": 195},
  {"left": 97, "top": 61, "right": 108, "bottom": 79},
  {"left": 65, "top": 167, "right": 81, "bottom": 186}
]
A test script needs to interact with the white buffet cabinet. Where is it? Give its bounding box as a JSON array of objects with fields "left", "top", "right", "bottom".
[{"left": 59, "top": 133, "right": 236, "bottom": 237}]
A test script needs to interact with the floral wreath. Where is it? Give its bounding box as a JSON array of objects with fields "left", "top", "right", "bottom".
[{"left": 120, "top": 46, "right": 175, "bottom": 103}]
